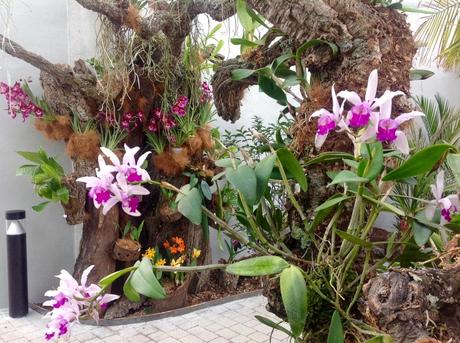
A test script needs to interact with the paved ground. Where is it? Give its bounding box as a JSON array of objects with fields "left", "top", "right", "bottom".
[{"left": 0, "top": 296, "right": 290, "bottom": 342}]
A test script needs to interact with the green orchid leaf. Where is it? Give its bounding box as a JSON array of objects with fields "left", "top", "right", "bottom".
[
  {"left": 280, "top": 266, "right": 309, "bottom": 337},
  {"left": 226, "top": 256, "right": 289, "bottom": 276}
]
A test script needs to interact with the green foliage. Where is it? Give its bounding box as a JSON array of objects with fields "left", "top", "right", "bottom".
[
  {"left": 226, "top": 256, "right": 289, "bottom": 276},
  {"left": 17, "top": 148, "right": 68, "bottom": 212},
  {"left": 280, "top": 266, "right": 309, "bottom": 337},
  {"left": 327, "top": 311, "right": 344, "bottom": 343},
  {"left": 121, "top": 221, "right": 144, "bottom": 242},
  {"left": 383, "top": 144, "right": 452, "bottom": 181},
  {"left": 128, "top": 258, "right": 166, "bottom": 300},
  {"left": 277, "top": 148, "right": 308, "bottom": 191},
  {"left": 414, "top": 0, "right": 460, "bottom": 69},
  {"left": 176, "top": 184, "right": 203, "bottom": 225}
]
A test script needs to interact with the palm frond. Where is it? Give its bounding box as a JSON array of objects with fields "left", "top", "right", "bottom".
[
  {"left": 413, "top": 94, "right": 460, "bottom": 146},
  {"left": 415, "top": 0, "right": 460, "bottom": 68}
]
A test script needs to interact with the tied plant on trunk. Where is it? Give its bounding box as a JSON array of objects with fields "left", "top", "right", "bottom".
[
  {"left": 2, "top": 0, "right": 460, "bottom": 342},
  {"left": 49, "top": 69, "right": 460, "bottom": 342}
]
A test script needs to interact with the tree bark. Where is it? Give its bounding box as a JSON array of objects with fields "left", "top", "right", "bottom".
[{"left": 360, "top": 267, "right": 460, "bottom": 343}]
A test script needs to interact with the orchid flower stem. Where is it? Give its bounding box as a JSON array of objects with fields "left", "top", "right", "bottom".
[
  {"left": 339, "top": 194, "right": 363, "bottom": 256},
  {"left": 316, "top": 208, "right": 342, "bottom": 263},
  {"left": 346, "top": 249, "right": 370, "bottom": 315},
  {"left": 338, "top": 206, "right": 379, "bottom": 287},
  {"left": 153, "top": 264, "right": 226, "bottom": 273}
]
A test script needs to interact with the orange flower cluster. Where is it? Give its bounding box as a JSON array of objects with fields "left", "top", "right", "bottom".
[{"left": 163, "top": 236, "right": 186, "bottom": 254}]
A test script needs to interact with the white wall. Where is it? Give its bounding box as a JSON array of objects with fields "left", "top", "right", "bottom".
[{"left": 0, "top": 0, "right": 96, "bottom": 308}]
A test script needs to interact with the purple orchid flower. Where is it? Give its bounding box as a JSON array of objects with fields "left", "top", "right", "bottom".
[
  {"left": 100, "top": 144, "right": 151, "bottom": 182},
  {"left": 43, "top": 265, "right": 119, "bottom": 340},
  {"left": 337, "top": 70, "right": 404, "bottom": 129},
  {"left": 311, "top": 85, "right": 345, "bottom": 149},
  {"left": 104, "top": 173, "right": 150, "bottom": 216},
  {"left": 373, "top": 93, "right": 424, "bottom": 154},
  {"left": 425, "top": 171, "right": 460, "bottom": 224}
]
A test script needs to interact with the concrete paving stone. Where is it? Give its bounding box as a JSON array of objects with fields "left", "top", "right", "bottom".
[
  {"left": 229, "top": 323, "right": 255, "bottom": 336},
  {"left": 179, "top": 335, "right": 205, "bottom": 343},
  {"left": 229, "top": 335, "right": 249, "bottom": 343},
  {"left": 127, "top": 334, "right": 152, "bottom": 343},
  {"left": 0, "top": 296, "right": 292, "bottom": 343}
]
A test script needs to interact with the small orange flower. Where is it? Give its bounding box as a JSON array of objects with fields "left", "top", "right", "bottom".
[{"left": 165, "top": 236, "right": 186, "bottom": 254}]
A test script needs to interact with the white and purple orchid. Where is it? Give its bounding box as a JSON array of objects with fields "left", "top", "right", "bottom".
[
  {"left": 77, "top": 145, "right": 151, "bottom": 217},
  {"left": 425, "top": 171, "right": 460, "bottom": 224},
  {"left": 105, "top": 173, "right": 150, "bottom": 216},
  {"left": 311, "top": 85, "right": 345, "bottom": 149},
  {"left": 311, "top": 69, "right": 424, "bottom": 155},
  {"left": 337, "top": 70, "right": 403, "bottom": 130},
  {"left": 100, "top": 144, "right": 151, "bottom": 182},
  {"left": 374, "top": 94, "right": 424, "bottom": 155},
  {"left": 43, "top": 265, "right": 119, "bottom": 341}
]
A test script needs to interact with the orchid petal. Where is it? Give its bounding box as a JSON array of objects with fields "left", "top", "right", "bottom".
[
  {"left": 315, "top": 132, "right": 328, "bottom": 150},
  {"left": 439, "top": 197, "right": 452, "bottom": 211},
  {"left": 371, "top": 90, "right": 404, "bottom": 110},
  {"left": 122, "top": 144, "right": 140, "bottom": 166},
  {"left": 447, "top": 194, "right": 460, "bottom": 209},
  {"left": 435, "top": 171, "right": 445, "bottom": 200},
  {"left": 379, "top": 97, "right": 392, "bottom": 120},
  {"left": 100, "top": 147, "right": 121, "bottom": 167},
  {"left": 129, "top": 185, "right": 150, "bottom": 196},
  {"left": 395, "top": 111, "right": 425, "bottom": 125},
  {"left": 331, "top": 85, "right": 340, "bottom": 115},
  {"left": 365, "top": 69, "right": 378, "bottom": 102},
  {"left": 393, "top": 130, "right": 410, "bottom": 155},
  {"left": 99, "top": 294, "right": 120, "bottom": 305},
  {"left": 80, "top": 265, "right": 94, "bottom": 287},
  {"left": 425, "top": 202, "right": 437, "bottom": 221},
  {"left": 337, "top": 90, "right": 362, "bottom": 105},
  {"left": 136, "top": 151, "right": 151, "bottom": 168},
  {"left": 311, "top": 108, "right": 330, "bottom": 118},
  {"left": 102, "top": 197, "right": 119, "bottom": 215},
  {"left": 76, "top": 176, "right": 100, "bottom": 187},
  {"left": 360, "top": 111, "right": 379, "bottom": 142}
]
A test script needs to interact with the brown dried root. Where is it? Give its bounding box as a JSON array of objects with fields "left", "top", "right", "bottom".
[
  {"left": 34, "top": 115, "right": 73, "bottom": 141},
  {"left": 197, "top": 126, "right": 214, "bottom": 150},
  {"left": 153, "top": 147, "right": 191, "bottom": 177},
  {"left": 186, "top": 134, "right": 203, "bottom": 156},
  {"left": 66, "top": 130, "right": 101, "bottom": 161}
]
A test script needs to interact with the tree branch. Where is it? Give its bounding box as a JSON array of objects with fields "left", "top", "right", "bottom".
[
  {"left": 0, "top": 34, "right": 71, "bottom": 81},
  {"left": 0, "top": 34, "right": 102, "bottom": 107},
  {"left": 74, "top": 0, "right": 236, "bottom": 40}
]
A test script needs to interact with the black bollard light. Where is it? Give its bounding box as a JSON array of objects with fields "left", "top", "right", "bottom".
[{"left": 5, "top": 209, "right": 28, "bottom": 318}]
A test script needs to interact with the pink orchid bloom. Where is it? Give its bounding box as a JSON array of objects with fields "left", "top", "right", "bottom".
[
  {"left": 425, "top": 171, "right": 460, "bottom": 224},
  {"left": 337, "top": 70, "right": 404, "bottom": 129},
  {"left": 104, "top": 173, "right": 150, "bottom": 216},
  {"left": 311, "top": 85, "right": 345, "bottom": 149},
  {"left": 43, "top": 265, "right": 119, "bottom": 341},
  {"left": 100, "top": 144, "right": 151, "bottom": 182},
  {"left": 77, "top": 157, "right": 115, "bottom": 208},
  {"left": 372, "top": 93, "right": 424, "bottom": 154}
]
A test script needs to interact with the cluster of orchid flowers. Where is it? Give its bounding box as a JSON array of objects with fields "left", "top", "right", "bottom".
[
  {"left": 312, "top": 70, "right": 424, "bottom": 155},
  {"left": 200, "top": 81, "right": 212, "bottom": 103},
  {"left": 43, "top": 266, "right": 119, "bottom": 341},
  {"left": 0, "top": 81, "right": 43, "bottom": 121},
  {"left": 121, "top": 110, "right": 144, "bottom": 132},
  {"left": 77, "top": 145, "right": 151, "bottom": 216}
]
